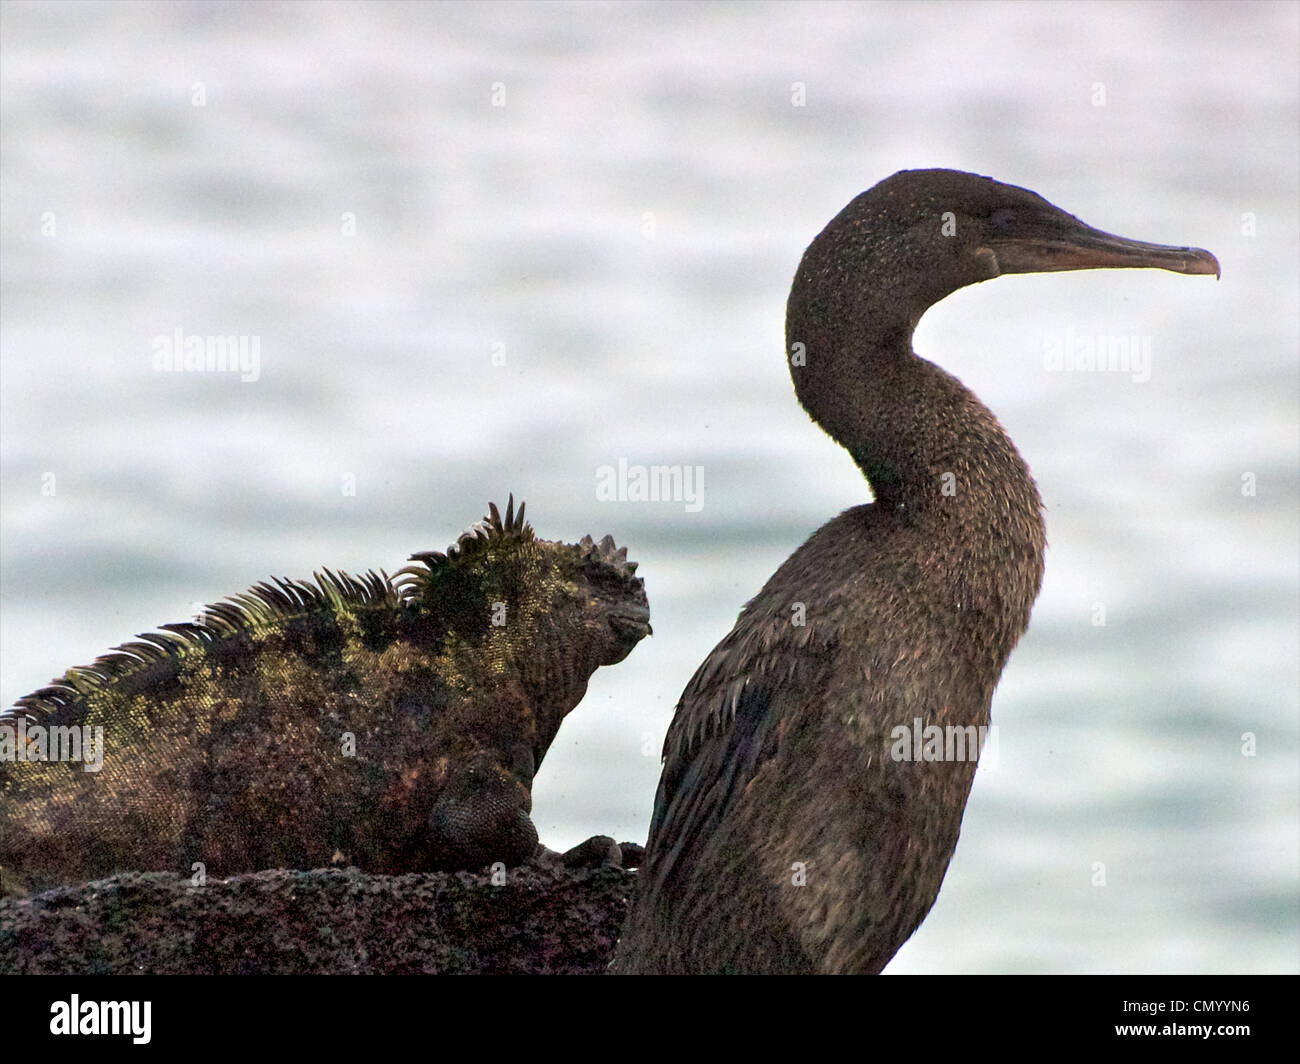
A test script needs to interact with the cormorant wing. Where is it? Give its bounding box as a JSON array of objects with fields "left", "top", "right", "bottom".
[{"left": 642, "top": 621, "right": 831, "bottom": 895}]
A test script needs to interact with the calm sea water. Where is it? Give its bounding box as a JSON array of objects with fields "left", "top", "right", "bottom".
[{"left": 2, "top": 0, "right": 1296, "bottom": 973}]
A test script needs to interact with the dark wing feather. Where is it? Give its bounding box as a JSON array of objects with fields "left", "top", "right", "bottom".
[
  {"left": 645, "top": 677, "right": 778, "bottom": 891},
  {"left": 643, "top": 628, "right": 829, "bottom": 895}
]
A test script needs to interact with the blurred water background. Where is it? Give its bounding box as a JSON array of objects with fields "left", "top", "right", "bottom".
[{"left": 2, "top": 0, "right": 1296, "bottom": 973}]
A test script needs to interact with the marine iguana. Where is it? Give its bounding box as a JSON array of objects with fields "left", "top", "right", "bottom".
[{"left": 0, "top": 497, "right": 650, "bottom": 897}]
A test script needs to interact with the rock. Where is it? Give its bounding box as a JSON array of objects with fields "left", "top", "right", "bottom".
[{"left": 0, "top": 856, "right": 635, "bottom": 975}]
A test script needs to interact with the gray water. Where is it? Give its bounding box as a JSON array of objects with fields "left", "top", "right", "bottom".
[{"left": 1, "top": 0, "right": 1296, "bottom": 974}]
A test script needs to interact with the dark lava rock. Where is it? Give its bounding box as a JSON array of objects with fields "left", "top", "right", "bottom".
[{"left": 0, "top": 853, "right": 635, "bottom": 975}]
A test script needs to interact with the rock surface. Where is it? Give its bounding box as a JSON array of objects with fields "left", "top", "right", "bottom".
[{"left": 0, "top": 849, "right": 636, "bottom": 975}]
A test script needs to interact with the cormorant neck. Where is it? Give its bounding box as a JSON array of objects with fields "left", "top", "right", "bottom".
[{"left": 787, "top": 296, "right": 1041, "bottom": 538}]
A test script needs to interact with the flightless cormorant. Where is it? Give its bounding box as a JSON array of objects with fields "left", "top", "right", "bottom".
[{"left": 614, "top": 169, "right": 1219, "bottom": 974}]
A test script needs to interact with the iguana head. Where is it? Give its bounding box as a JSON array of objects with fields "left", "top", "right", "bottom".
[{"left": 397, "top": 496, "right": 650, "bottom": 704}]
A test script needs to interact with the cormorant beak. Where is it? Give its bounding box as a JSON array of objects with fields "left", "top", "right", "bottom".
[{"left": 984, "top": 212, "right": 1221, "bottom": 280}]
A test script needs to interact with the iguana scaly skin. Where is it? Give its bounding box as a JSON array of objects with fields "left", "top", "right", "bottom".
[{"left": 0, "top": 498, "right": 650, "bottom": 897}]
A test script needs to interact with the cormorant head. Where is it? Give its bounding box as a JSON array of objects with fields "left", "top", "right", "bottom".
[{"left": 788, "top": 168, "right": 1219, "bottom": 343}]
